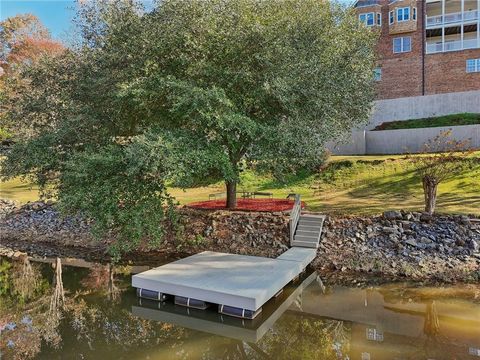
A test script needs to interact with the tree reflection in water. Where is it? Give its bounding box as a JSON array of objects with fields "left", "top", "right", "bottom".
[
  {"left": 0, "top": 256, "right": 50, "bottom": 359},
  {"left": 253, "top": 314, "right": 347, "bottom": 360},
  {"left": 43, "top": 257, "right": 65, "bottom": 348},
  {"left": 80, "top": 263, "right": 120, "bottom": 302},
  {"left": 11, "top": 256, "right": 42, "bottom": 301},
  {"left": 0, "top": 257, "right": 187, "bottom": 358},
  {"left": 424, "top": 300, "right": 440, "bottom": 337}
]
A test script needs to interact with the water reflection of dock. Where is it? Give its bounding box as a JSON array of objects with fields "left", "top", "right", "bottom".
[{"left": 132, "top": 271, "right": 318, "bottom": 343}]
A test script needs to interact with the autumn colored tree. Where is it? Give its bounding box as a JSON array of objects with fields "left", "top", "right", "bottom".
[
  {"left": 409, "top": 130, "right": 474, "bottom": 215},
  {"left": 0, "top": 14, "right": 64, "bottom": 140},
  {"left": 1, "top": 14, "right": 64, "bottom": 72}
]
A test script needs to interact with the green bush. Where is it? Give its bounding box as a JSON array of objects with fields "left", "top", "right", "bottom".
[
  {"left": 0, "top": 127, "right": 12, "bottom": 142},
  {"left": 373, "top": 113, "right": 480, "bottom": 131}
]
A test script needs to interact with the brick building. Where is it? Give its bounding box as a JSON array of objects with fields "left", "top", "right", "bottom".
[{"left": 355, "top": 0, "right": 480, "bottom": 100}]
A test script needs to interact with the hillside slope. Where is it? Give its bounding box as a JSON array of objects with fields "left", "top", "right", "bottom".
[{"left": 2, "top": 154, "right": 479, "bottom": 215}]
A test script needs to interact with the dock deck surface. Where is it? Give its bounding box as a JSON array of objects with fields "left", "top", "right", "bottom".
[{"left": 132, "top": 249, "right": 316, "bottom": 311}]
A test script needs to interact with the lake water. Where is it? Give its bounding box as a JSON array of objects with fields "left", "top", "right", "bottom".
[{"left": 0, "top": 256, "right": 479, "bottom": 359}]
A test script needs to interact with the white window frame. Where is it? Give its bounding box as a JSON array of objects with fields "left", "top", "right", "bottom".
[
  {"left": 396, "top": 7, "right": 410, "bottom": 22},
  {"left": 366, "top": 328, "right": 384, "bottom": 342},
  {"left": 359, "top": 12, "right": 375, "bottom": 27},
  {"left": 389, "top": 10, "right": 394, "bottom": 24},
  {"left": 413, "top": 7, "right": 417, "bottom": 20},
  {"left": 466, "top": 59, "right": 480, "bottom": 73},
  {"left": 393, "top": 36, "right": 412, "bottom": 53},
  {"left": 361, "top": 353, "right": 371, "bottom": 360},
  {"left": 376, "top": 12, "right": 382, "bottom": 26}
]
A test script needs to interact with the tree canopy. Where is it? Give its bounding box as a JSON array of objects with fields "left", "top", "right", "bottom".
[
  {"left": 0, "top": 14, "right": 64, "bottom": 140},
  {"left": 1, "top": 0, "right": 377, "bottom": 256}
]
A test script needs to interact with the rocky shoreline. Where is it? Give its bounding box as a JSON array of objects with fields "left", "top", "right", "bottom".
[{"left": 1, "top": 199, "right": 479, "bottom": 283}]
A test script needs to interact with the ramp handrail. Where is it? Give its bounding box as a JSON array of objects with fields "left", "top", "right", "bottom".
[{"left": 289, "top": 194, "right": 301, "bottom": 244}]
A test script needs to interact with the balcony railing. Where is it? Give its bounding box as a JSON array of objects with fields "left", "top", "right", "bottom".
[
  {"left": 464, "top": 38, "right": 479, "bottom": 49},
  {"left": 426, "top": 38, "right": 480, "bottom": 53},
  {"left": 464, "top": 9, "right": 479, "bottom": 21},
  {"left": 426, "top": 42, "right": 443, "bottom": 53},
  {"left": 426, "top": 10, "right": 478, "bottom": 27},
  {"left": 444, "top": 40, "right": 463, "bottom": 51}
]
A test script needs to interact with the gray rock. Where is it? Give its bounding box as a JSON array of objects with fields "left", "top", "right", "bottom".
[
  {"left": 467, "top": 239, "right": 479, "bottom": 252},
  {"left": 405, "top": 239, "right": 418, "bottom": 247},
  {"left": 420, "top": 213, "right": 433, "bottom": 222},
  {"left": 384, "top": 210, "right": 403, "bottom": 221},
  {"left": 382, "top": 227, "right": 397, "bottom": 234}
]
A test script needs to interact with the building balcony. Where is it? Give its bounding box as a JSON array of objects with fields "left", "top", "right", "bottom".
[
  {"left": 355, "top": 0, "right": 381, "bottom": 8},
  {"left": 426, "top": 10, "right": 479, "bottom": 28},
  {"left": 426, "top": 38, "right": 480, "bottom": 53}
]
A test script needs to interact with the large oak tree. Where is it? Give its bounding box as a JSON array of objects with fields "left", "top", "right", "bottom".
[{"left": 1, "top": 0, "right": 377, "bottom": 257}]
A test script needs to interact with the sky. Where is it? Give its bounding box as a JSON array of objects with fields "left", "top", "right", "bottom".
[
  {"left": 1, "top": 0, "right": 354, "bottom": 40},
  {"left": 0, "top": 1, "right": 78, "bottom": 39}
]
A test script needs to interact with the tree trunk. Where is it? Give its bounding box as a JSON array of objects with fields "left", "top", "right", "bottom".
[
  {"left": 422, "top": 176, "right": 438, "bottom": 215},
  {"left": 226, "top": 181, "right": 237, "bottom": 209}
]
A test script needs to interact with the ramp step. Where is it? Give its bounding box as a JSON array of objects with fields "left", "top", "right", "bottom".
[
  {"left": 294, "top": 235, "right": 320, "bottom": 242},
  {"left": 297, "top": 224, "right": 322, "bottom": 230},
  {"left": 298, "top": 216, "right": 323, "bottom": 222},
  {"left": 291, "top": 240, "right": 319, "bottom": 249},
  {"left": 298, "top": 219, "right": 324, "bottom": 225},
  {"left": 295, "top": 230, "right": 319, "bottom": 237},
  {"left": 300, "top": 215, "right": 325, "bottom": 220}
]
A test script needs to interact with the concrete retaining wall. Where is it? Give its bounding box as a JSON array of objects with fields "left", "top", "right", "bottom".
[
  {"left": 368, "top": 90, "right": 480, "bottom": 129},
  {"left": 366, "top": 124, "right": 480, "bottom": 154},
  {"left": 328, "top": 89, "right": 480, "bottom": 155},
  {"left": 328, "top": 124, "right": 480, "bottom": 155},
  {"left": 326, "top": 131, "right": 366, "bottom": 156}
]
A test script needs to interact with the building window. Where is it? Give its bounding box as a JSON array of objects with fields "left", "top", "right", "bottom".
[
  {"left": 469, "top": 347, "right": 480, "bottom": 356},
  {"left": 366, "top": 328, "right": 384, "bottom": 342},
  {"left": 376, "top": 13, "right": 381, "bottom": 26},
  {"left": 413, "top": 7, "right": 417, "bottom": 20},
  {"left": 389, "top": 10, "right": 394, "bottom": 24},
  {"left": 397, "top": 7, "right": 410, "bottom": 22},
  {"left": 466, "top": 59, "right": 480, "bottom": 73},
  {"left": 359, "top": 12, "right": 375, "bottom": 26},
  {"left": 374, "top": 68, "right": 382, "bottom": 81},
  {"left": 393, "top": 36, "right": 411, "bottom": 53}
]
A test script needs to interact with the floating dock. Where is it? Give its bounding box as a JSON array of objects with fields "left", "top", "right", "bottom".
[
  {"left": 132, "top": 271, "right": 318, "bottom": 343},
  {"left": 132, "top": 196, "right": 324, "bottom": 319}
]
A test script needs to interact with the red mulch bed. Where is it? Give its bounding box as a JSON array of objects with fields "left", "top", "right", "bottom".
[{"left": 187, "top": 198, "right": 305, "bottom": 212}]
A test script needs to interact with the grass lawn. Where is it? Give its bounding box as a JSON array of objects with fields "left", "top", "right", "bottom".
[
  {"left": 0, "top": 176, "right": 40, "bottom": 203},
  {"left": 1, "top": 153, "right": 479, "bottom": 215},
  {"left": 373, "top": 113, "right": 480, "bottom": 131}
]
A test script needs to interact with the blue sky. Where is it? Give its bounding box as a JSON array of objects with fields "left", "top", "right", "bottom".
[
  {"left": 1, "top": 0, "right": 354, "bottom": 40},
  {"left": 0, "top": 1, "right": 77, "bottom": 39}
]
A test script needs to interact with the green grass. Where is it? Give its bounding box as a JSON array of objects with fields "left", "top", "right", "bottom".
[
  {"left": 0, "top": 177, "right": 40, "bottom": 203},
  {"left": 373, "top": 113, "right": 480, "bottom": 131},
  {"left": 1, "top": 153, "right": 479, "bottom": 215}
]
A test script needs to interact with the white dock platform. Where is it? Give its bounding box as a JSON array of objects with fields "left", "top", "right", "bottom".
[
  {"left": 132, "top": 249, "right": 316, "bottom": 311},
  {"left": 132, "top": 199, "right": 324, "bottom": 317}
]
